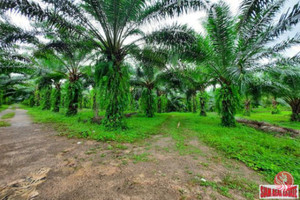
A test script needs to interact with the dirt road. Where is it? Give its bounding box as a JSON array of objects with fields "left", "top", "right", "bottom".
[{"left": 0, "top": 108, "right": 265, "bottom": 200}]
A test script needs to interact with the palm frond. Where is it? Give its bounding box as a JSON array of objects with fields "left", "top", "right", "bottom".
[
  {"left": 144, "top": 24, "right": 196, "bottom": 50},
  {"left": 0, "top": 0, "right": 85, "bottom": 36},
  {"left": 269, "top": 2, "right": 300, "bottom": 38},
  {"left": 206, "top": 2, "right": 236, "bottom": 72},
  {"left": 139, "top": 0, "right": 209, "bottom": 23},
  {"left": 238, "top": 0, "right": 277, "bottom": 30},
  {"left": 0, "top": 21, "right": 39, "bottom": 48}
]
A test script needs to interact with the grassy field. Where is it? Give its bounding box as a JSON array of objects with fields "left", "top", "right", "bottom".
[
  {"left": 237, "top": 107, "right": 300, "bottom": 130},
  {"left": 24, "top": 106, "right": 300, "bottom": 184}
]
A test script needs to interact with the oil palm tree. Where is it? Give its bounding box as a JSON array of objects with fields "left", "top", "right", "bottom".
[
  {"left": 33, "top": 25, "right": 95, "bottom": 115},
  {"left": 130, "top": 46, "right": 170, "bottom": 117},
  {"left": 182, "top": 66, "right": 211, "bottom": 116},
  {"left": 131, "top": 66, "right": 158, "bottom": 117},
  {"left": 0, "top": 50, "right": 36, "bottom": 106},
  {"left": 80, "top": 60, "right": 111, "bottom": 119},
  {"left": 262, "top": 63, "right": 300, "bottom": 121},
  {"left": 240, "top": 75, "right": 263, "bottom": 116},
  {"left": 37, "top": 72, "right": 65, "bottom": 112},
  {"left": 0, "top": 12, "right": 40, "bottom": 105},
  {"left": 0, "top": 12, "right": 38, "bottom": 75},
  {"left": 1, "top": 0, "right": 208, "bottom": 128},
  {"left": 168, "top": 60, "right": 212, "bottom": 115},
  {"left": 184, "top": 0, "right": 300, "bottom": 126},
  {"left": 282, "top": 73, "right": 300, "bottom": 122},
  {"left": 34, "top": 41, "right": 93, "bottom": 115}
]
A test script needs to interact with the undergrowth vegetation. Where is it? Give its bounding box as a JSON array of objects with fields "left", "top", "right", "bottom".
[
  {"left": 25, "top": 106, "right": 169, "bottom": 143},
  {"left": 24, "top": 106, "right": 300, "bottom": 184},
  {"left": 0, "top": 120, "right": 10, "bottom": 127},
  {"left": 1, "top": 112, "right": 15, "bottom": 119},
  {"left": 182, "top": 113, "right": 300, "bottom": 184},
  {"left": 0, "top": 105, "right": 8, "bottom": 112}
]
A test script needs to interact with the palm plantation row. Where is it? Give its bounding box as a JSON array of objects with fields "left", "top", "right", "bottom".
[{"left": 1, "top": 0, "right": 300, "bottom": 130}]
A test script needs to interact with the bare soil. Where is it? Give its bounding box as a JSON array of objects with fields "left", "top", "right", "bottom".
[{"left": 0, "top": 108, "right": 266, "bottom": 200}]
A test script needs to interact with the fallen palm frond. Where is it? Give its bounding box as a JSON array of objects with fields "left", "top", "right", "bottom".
[
  {"left": 0, "top": 167, "right": 51, "bottom": 200},
  {"left": 237, "top": 118, "right": 300, "bottom": 137}
]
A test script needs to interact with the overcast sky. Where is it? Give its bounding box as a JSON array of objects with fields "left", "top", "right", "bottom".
[{"left": 6, "top": 0, "right": 300, "bottom": 57}]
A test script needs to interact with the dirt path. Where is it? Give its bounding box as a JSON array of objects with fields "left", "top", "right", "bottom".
[{"left": 0, "top": 108, "right": 266, "bottom": 200}]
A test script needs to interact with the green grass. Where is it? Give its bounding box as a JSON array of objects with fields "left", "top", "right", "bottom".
[
  {"left": 0, "top": 120, "right": 10, "bottom": 127},
  {"left": 172, "top": 112, "right": 300, "bottom": 184},
  {"left": 159, "top": 115, "right": 204, "bottom": 156},
  {"left": 237, "top": 107, "right": 300, "bottom": 130},
  {"left": 221, "top": 174, "right": 257, "bottom": 199},
  {"left": 189, "top": 174, "right": 242, "bottom": 199},
  {"left": 1, "top": 112, "right": 15, "bottom": 119},
  {"left": 25, "top": 107, "right": 169, "bottom": 143},
  {"left": 155, "top": 112, "right": 299, "bottom": 184},
  {"left": 0, "top": 105, "right": 9, "bottom": 112},
  {"left": 131, "top": 152, "right": 150, "bottom": 163},
  {"left": 23, "top": 106, "right": 300, "bottom": 184}
]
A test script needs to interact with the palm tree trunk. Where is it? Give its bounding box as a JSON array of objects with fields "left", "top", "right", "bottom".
[
  {"left": 35, "top": 88, "right": 40, "bottom": 106},
  {"left": 157, "top": 90, "right": 162, "bottom": 113},
  {"left": 78, "top": 93, "right": 83, "bottom": 110},
  {"left": 41, "top": 86, "right": 51, "bottom": 110},
  {"left": 93, "top": 89, "right": 99, "bottom": 118},
  {"left": 199, "top": 91, "right": 207, "bottom": 116},
  {"left": 66, "top": 77, "right": 80, "bottom": 116},
  {"left": 252, "top": 96, "right": 260, "bottom": 108},
  {"left": 192, "top": 94, "right": 197, "bottom": 113},
  {"left": 144, "top": 87, "right": 155, "bottom": 117},
  {"left": 290, "top": 99, "right": 300, "bottom": 122},
  {"left": 186, "top": 92, "right": 192, "bottom": 112},
  {"left": 221, "top": 100, "right": 236, "bottom": 127},
  {"left": 244, "top": 98, "right": 251, "bottom": 116},
  {"left": 219, "top": 85, "right": 236, "bottom": 127},
  {"left": 29, "top": 95, "right": 35, "bottom": 107},
  {"left": 52, "top": 83, "right": 61, "bottom": 112},
  {"left": 103, "top": 63, "right": 128, "bottom": 129},
  {"left": 271, "top": 97, "right": 279, "bottom": 114},
  {"left": 0, "top": 90, "right": 3, "bottom": 107}
]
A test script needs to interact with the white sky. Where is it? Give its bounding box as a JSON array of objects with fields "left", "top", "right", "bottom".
[{"left": 6, "top": 0, "right": 300, "bottom": 57}]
